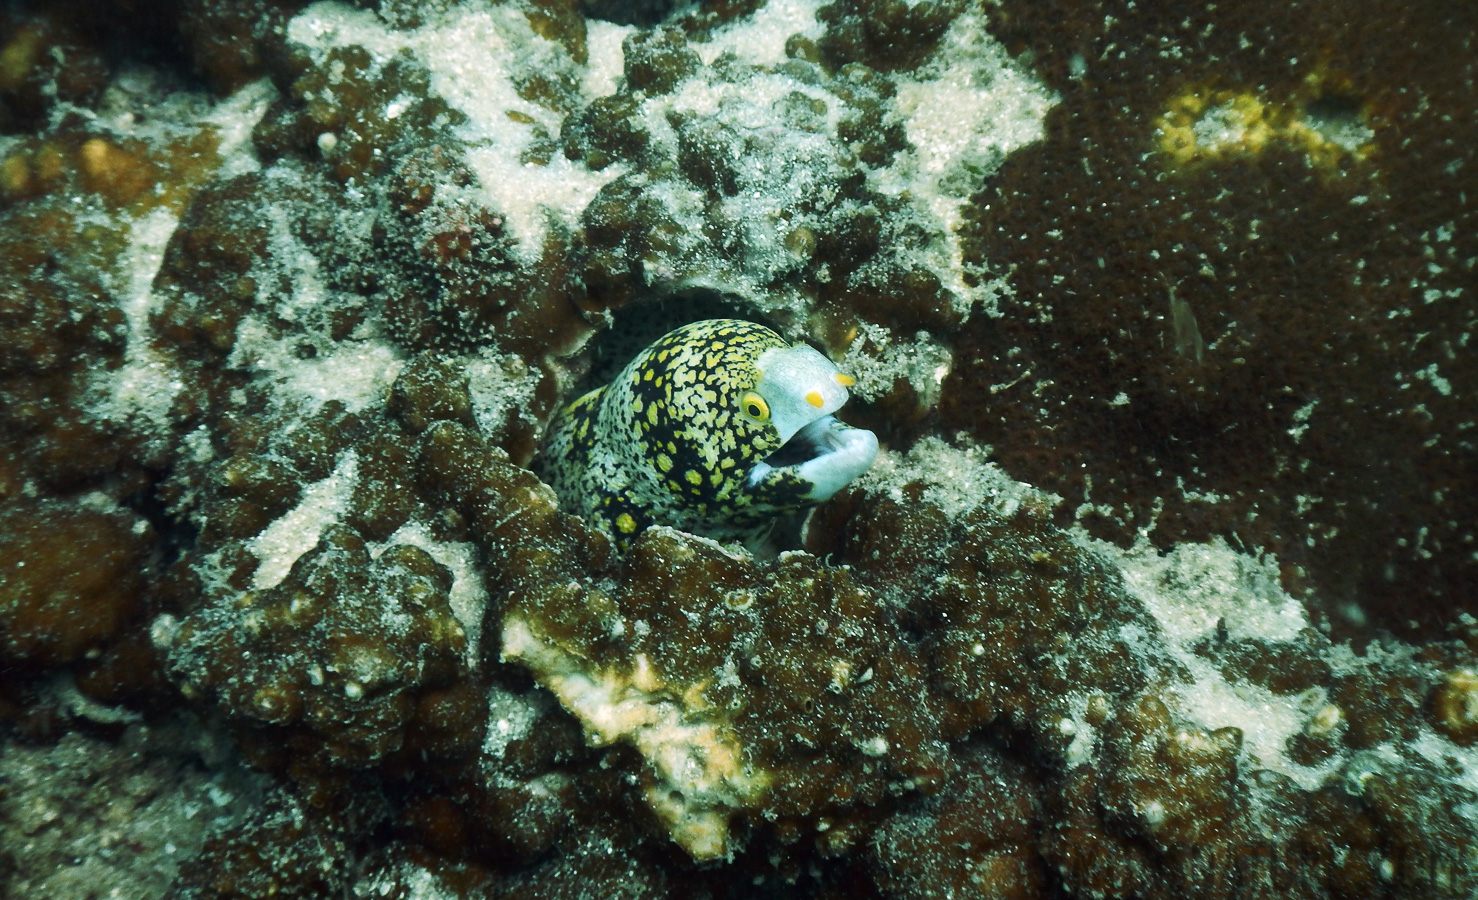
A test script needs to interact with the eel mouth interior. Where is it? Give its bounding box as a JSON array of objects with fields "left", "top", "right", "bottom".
[{"left": 764, "top": 415, "right": 847, "bottom": 468}]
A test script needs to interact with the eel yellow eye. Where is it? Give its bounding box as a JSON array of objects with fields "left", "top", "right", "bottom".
[{"left": 741, "top": 391, "right": 770, "bottom": 421}]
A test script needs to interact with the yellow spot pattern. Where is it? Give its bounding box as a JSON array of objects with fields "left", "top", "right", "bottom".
[{"left": 538, "top": 319, "right": 848, "bottom": 548}]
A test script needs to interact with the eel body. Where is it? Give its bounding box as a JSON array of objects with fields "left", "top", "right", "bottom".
[{"left": 540, "top": 319, "right": 878, "bottom": 546}]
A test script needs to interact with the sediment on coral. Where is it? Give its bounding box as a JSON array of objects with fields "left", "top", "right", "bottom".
[{"left": 1, "top": 0, "right": 1475, "bottom": 898}]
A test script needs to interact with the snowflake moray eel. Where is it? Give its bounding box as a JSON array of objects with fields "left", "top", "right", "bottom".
[{"left": 540, "top": 319, "right": 879, "bottom": 547}]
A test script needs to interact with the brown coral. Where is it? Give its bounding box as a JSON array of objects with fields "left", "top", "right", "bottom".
[
  {"left": 161, "top": 524, "right": 468, "bottom": 768},
  {"left": 948, "top": 0, "right": 1478, "bottom": 641},
  {"left": 0, "top": 498, "right": 152, "bottom": 668},
  {"left": 2, "top": 1, "right": 1476, "bottom": 898}
]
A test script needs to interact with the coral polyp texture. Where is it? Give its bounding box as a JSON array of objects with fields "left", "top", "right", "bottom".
[{"left": 0, "top": 0, "right": 1475, "bottom": 898}]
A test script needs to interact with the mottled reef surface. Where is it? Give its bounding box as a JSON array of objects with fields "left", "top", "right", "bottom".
[{"left": 0, "top": 0, "right": 1475, "bottom": 898}]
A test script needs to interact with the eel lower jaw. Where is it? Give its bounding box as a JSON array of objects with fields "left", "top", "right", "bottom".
[{"left": 747, "top": 415, "right": 879, "bottom": 501}]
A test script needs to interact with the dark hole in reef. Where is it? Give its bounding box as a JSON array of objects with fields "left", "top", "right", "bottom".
[
  {"left": 568, "top": 287, "right": 781, "bottom": 396},
  {"left": 1305, "top": 93, "right": 1363, "bottom": 125},
  {"left": 580, "top": 0, "right": 690, "bottom": 26},
  {"left": 1304, "top": 93, "right": 1372, "bottom": 150}
]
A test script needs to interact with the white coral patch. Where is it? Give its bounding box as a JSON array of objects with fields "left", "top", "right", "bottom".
[{"left": 501, "top": 616, "right": 770, "bottom": 860}]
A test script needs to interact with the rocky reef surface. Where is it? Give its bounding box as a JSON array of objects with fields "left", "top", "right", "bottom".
[{"left": 1, "top": 0, "right": 1475, "bottom": 898}]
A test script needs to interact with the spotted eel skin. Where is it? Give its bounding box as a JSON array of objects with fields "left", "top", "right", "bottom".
[{"left": 539, "top": 319, "right": 879, "bottom": 547}]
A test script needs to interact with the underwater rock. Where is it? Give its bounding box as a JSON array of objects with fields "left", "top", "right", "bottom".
[
  {"left": 0, "top": 0, "right": 1475, "bottom": 897},
  {"left": 160, "top": 524, "right": 468, "bottom": 767}
]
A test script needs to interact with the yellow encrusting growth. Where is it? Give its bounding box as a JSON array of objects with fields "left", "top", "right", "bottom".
[{"left": 1156, "top": 74, "right": 1378, "bottom": 175}]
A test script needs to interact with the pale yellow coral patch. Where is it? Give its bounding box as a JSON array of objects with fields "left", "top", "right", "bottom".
[{"left": 1156, "top": 76, "right": 1377, "bottom": 175}]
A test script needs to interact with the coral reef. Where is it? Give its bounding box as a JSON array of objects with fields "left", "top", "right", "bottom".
[
  {"left": 0, "top": 716, "right": 262, "bottom": 900},
  {"left": 0, "top": 0, "right": 1474, "bottom": 898},
  {"left": 159, "top": 524, "right": 469, "bottom": 768},
  {"left": 0, "top": 499, "right": 153, "bottom": 667},
  {"left": 947, "top": 0, "right": 1478, "bottom": 643}
]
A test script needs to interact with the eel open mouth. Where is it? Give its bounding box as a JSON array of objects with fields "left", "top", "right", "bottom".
[{"left": 748, "top": 415, "right": 879, "bottom": 501}]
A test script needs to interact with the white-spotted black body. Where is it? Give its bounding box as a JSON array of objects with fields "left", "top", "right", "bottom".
[{"left": 540, "top": 319, "right": 878, "bottom": 546}]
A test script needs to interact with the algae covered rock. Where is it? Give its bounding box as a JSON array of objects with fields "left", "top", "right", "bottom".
[
  {"left": 1, "top": 0, "right": 1476, "bottom": 897},
  {"left": 160, "top": 524, "right": 467, "bottom": 767},
  {"left": 0, "top": 498, "right": 153, "bottom": 667}
]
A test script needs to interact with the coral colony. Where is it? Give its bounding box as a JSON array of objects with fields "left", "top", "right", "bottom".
[{"left": 0, "top": 0, "right": 1474, "bottom": 897}]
